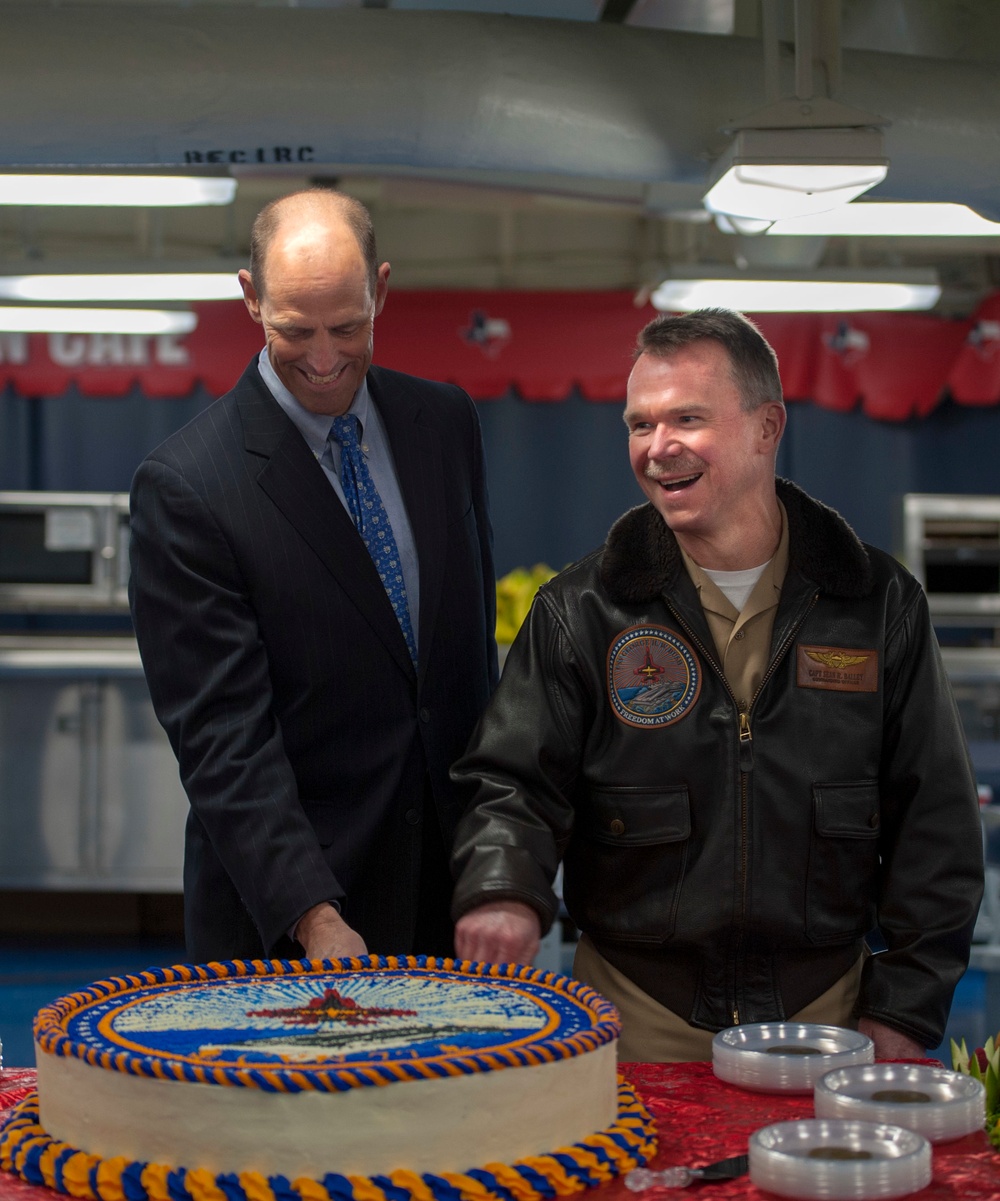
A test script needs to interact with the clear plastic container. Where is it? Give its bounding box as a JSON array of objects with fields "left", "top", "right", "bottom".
[
  {"left": 749, "top": 1119, "right": 932, "bottom": 1200},
  {"left": 815, "top": 1063, "right": 986, "bottom": 1143},
  {"left": 712, "top": 1022, "right": 874, "bottom": 1093}
]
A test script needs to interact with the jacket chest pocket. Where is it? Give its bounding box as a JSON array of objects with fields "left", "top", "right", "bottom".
[
  {"left": 564, "top": 786, "right": 691, "bottom": 943},
  {"left": 806, "top": 781, "right": 880, "bottom": 944}
]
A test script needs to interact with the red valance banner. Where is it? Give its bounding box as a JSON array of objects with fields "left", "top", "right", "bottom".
[{"left": 2, "top": 290, "right": 1000, "bottom": 421}]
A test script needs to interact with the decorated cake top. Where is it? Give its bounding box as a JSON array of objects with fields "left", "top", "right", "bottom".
[{"left": 34, "top": 954, "right": 619, "bottom": 1093}]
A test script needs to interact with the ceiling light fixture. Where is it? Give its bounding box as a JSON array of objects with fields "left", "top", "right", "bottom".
[
  {"left": 0, "top": 307, "right": 198, "bottom": 335},
  {"left": 702, "top": 1, "right": 888, "bottom": 227},
  {"left": 703, "top": 127, "right": 888, "bottom": 225},
  {"left": 0, "top": 175, "right": 236, "bottom": 207},
  {"left": 750, "top": 202, "right": 1000, "bottom": 238},
  {"left": 649, "top": 268, "right": 940, "bottom": 313},
  {"left": 0, "top": 273, "right": 243, "bottom": 302}
]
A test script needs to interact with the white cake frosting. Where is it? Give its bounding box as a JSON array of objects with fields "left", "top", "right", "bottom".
[{"left": 38, "top": 1036, "right": 618, "bottom": 1176}]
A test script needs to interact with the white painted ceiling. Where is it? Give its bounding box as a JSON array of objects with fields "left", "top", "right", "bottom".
[{"left": 1, "top": 0, "right": 998, "bottom": 313}]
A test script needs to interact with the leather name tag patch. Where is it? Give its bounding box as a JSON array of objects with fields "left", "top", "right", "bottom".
[{"left": 796, "top": 644, "right": 878, "bottom": 692}]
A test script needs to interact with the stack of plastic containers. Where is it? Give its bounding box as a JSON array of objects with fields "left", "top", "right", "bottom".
[{"left": 710, "top": 1023, "right": 986, "bottom": 1199}]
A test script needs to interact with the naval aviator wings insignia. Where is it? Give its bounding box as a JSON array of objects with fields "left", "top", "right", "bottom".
[
  {"left": 806, "top": 650, "right": 870, "bottom": 670},
  {"left": 797, "top": 644, "right": 878, "bottom": 692}
]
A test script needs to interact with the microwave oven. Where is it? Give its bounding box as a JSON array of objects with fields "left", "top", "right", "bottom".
[
  {"left": 902, "top": 493, "right": 1000, "bottom": 622},
  {"left": 0, "top": 491, "right": 131, "bottom": 612}
]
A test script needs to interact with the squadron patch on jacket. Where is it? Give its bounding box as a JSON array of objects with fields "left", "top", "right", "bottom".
[
  {"left": 607, "top": 625, "right": 702, "bottom": 727},
  {"left": 797, "top": 644, "right": 879, "bottom": 692}
]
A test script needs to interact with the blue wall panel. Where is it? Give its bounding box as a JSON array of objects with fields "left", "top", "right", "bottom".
[
  {"left": 913, "top": 401, "right": 1000, "bottom": 497},
  {"left": 37, "top": 387, "right": 214, "bottom": 493},
  {"left": 476, "top": 391, "right": 638, "bottom": 575},
  {"left": 0, "top": 385, "right": 997, "bottom": 578},
  {"left": 777, "top": 402, "right": 918, "bottom": 559},
  {"left": 0, "top": 388, "right": 34, "bottom": 490}
]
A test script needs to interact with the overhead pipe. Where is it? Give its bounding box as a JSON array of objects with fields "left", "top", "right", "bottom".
[{"left": 0, "top": 6, "right": 997, "bottom": 218}]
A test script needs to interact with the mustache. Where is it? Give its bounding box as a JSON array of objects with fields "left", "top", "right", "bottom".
[{"left": 644, "top": 460, "right": 704, "bottom": 482}]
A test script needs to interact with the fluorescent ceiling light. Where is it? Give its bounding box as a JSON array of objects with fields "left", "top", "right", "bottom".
[
  {"left": 0, "top": 307, "right": 198, "bottom": 335},
  {"left": 650, "top": 269, "right": 940, "bottom": 313},
  {"left": 0, "top": 175, "right": 236, "bottom": 207},
  {"left": 703, "top": 128, "right": 888, "bottom": 223},
  {"left": 758, "top": 202, "right": 1000, "bottom": 237},
  {"left": 0, "top": 273, "right": 243, "bottom": 302}
]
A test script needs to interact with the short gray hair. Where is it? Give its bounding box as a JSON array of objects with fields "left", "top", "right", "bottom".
[{"left": 635, "top": 308, "right": 783, "bottom": 412}]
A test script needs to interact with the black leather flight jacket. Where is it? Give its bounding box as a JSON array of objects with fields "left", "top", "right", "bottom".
[{"left": 451, "top": 479, "right": 984, "bottom": 1047}]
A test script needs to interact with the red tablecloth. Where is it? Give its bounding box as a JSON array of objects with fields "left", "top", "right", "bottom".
[{"left": 1, "top": 1062, "right": 997, "bottom": 1199}]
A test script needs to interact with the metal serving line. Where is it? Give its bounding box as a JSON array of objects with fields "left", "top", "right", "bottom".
[
  {"left": 903, "top": 493, "right": 1000, "bottom": 1036},
  {"left": 0, "top": 491, "right": 187, "bottom": 892}
]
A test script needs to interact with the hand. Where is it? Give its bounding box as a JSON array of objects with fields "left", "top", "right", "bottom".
[
  {"left": 294, "top": 902, "right": 368, "bottom": 961},
  {"left": 858, "top": 1017, "right": 926, "bottom": 1060},
  {"left": 455, "top": 899, "right": 542, "bottom": 966}
]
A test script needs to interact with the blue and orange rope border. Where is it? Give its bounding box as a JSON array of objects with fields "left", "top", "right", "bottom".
[{"left": 0, "top": 1077, "right": 655, "bottom": 1201}]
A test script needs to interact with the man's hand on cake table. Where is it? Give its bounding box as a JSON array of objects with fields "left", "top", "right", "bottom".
[
  {"left": 857, "top": 1017, "right": 925, "bottom": 1060},
  {"left": 294, "top": 902, "right": 369, "bottom": 960},
  {"left": 455, "top": 900, "right": 542, "bottom": 966}
]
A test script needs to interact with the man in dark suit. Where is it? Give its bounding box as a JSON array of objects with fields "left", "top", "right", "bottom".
[{"left": 129, "top": 189, "right": 497, "bottom": 964}]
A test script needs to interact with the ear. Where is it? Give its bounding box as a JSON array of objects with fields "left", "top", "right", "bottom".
[
  {"left": 238, "top": 269, "right": 263, "bottom": 325},
  {"left": 759, "top": 401, "right": 786, "bottom": 452},
  {"left": 373, "top": 262, "right": 391, "bottom": 318}
]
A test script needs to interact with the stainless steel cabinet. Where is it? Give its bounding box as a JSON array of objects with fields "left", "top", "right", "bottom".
[{"left": 0, "top": 638, "right": 187, "bottom": 890}]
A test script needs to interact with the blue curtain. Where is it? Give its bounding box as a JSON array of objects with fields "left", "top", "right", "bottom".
[{"left": 2, "top": 386, "right": 999, "bottom": 577}]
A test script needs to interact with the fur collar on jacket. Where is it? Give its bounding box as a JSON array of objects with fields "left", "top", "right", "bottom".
[{"left": 599, "top": 477, "right": 873, "bottom": 606}]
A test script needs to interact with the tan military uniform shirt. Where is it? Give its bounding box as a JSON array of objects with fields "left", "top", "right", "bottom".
[{"left": 679, "top": 501, "right": 789, "bottom": 714}]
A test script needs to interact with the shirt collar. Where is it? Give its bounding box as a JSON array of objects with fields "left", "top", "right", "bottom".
[
  {"left": 256, "top": 346, "right": 371, "bottom": 459},
  {"left": 680, "top": 500, "right": 789, "bottom": 619}
]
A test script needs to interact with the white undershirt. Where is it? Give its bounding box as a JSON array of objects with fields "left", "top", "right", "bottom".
[{"left": 703, "top": 562, "right": 770, "bottom": 613}]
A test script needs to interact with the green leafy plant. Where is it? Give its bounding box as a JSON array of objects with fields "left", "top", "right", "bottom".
[{"left": 951, "top": 1031, "right": 1000, "bottom": 1149}]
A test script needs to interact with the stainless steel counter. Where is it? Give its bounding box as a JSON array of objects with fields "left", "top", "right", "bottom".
[{"left": 0, "top": 635, "right": 187, "bottom": 891}]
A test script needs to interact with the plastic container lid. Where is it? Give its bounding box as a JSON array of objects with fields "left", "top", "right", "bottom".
[
  {"left": 749, "top": 1118, "right": 932, "bottom": 1200},
  {"left": 815, "top": 1062, "right": 986, "bottom": 1143},
  {"left": 712, "top": 1023, "right": 875, "bottom": 1093}
]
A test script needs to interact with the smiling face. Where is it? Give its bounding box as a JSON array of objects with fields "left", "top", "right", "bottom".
[
  {"left": 624, "top": 340, "right": 786, "bottom": 569},
  {"left": 239, "top": 210, "right": 390, "bottom": 416}
]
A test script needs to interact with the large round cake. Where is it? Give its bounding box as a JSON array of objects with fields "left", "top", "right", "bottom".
[{"left": 0, "top": 955, "right": 655, "bottom": 1201}]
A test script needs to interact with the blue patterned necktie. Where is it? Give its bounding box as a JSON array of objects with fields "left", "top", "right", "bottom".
[{"left": 329, "top": 413, "right": 417, "bottom": 665}]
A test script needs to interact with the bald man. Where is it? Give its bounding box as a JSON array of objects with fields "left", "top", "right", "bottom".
[{"left": 129, "top": 190, "right": 497, "bottom": 963}]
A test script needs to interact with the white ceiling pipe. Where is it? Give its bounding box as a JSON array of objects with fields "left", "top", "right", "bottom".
[{"left": 0, "top": 7, "right": 997, "bottom": 218}]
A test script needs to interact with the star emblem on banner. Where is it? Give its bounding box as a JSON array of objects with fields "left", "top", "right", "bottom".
[
  {"left": 460, "top": 310, "right": 512, "bottom": 358},
  {"left": 823, "top": 321, "right": 870, "bottom": 364},
  {"left": 966, "top": 319, "right": 1000, "bottom": 359}
]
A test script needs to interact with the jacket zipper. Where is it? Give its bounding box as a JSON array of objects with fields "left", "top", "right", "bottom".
[
  {"left": 668, "top": 593, "right": 819, "bottom": 1026},
  {"left": 746, "top": 592, "right": 819, "bottom": 721}
]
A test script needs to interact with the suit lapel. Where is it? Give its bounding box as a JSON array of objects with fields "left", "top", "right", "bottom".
[
  {"left": 236, "top": 366, "right": 416, "bottom": 680},
  {"left": 369, "top": 367, "right": 447, "bottom": 685}
]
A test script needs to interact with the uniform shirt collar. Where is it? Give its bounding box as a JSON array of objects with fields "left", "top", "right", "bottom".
[{"left": 681, "top": 500, "right": 789, "bottom": 619}]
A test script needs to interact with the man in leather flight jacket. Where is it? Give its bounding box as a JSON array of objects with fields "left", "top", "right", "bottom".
[{"left": 450, "top": 308, "right": 984, "bottom": 1062}]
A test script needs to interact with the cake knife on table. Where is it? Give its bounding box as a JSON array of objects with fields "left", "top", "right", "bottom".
[{"left": 625, "top": 1154, "right": 750, "bottom": 1188}]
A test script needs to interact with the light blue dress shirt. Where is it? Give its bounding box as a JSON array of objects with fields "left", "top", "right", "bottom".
[{"left": 256, "top": 347, "right": 420, "bottom": 649}]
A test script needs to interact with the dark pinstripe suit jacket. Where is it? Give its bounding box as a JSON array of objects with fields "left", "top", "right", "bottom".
[{"left": 128, "top": 359, "right": 498, "bottom": 962}]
